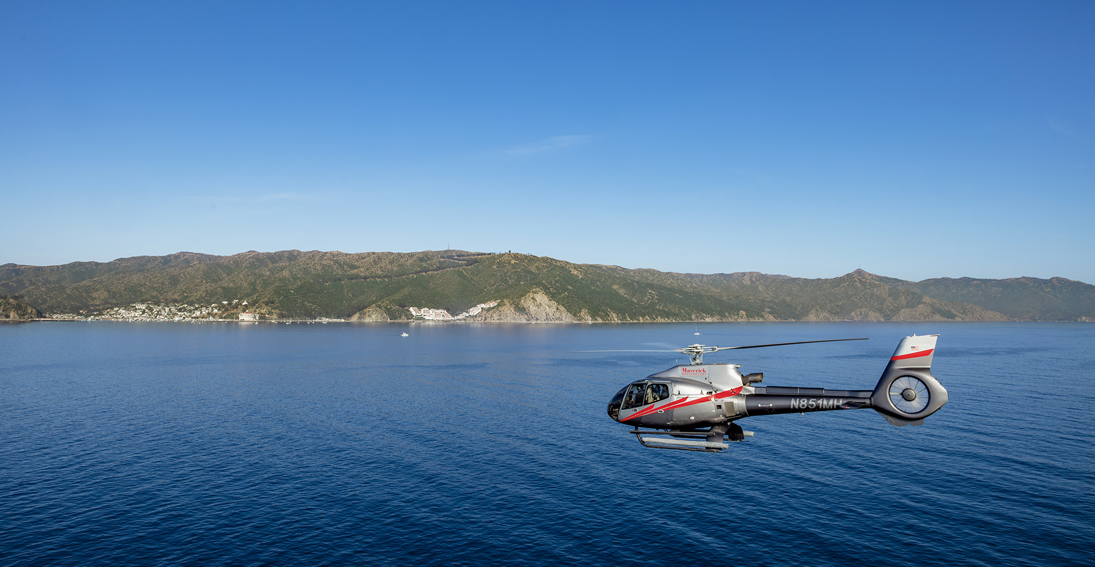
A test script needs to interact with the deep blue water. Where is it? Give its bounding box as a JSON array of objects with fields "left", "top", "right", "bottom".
[{"left": 1, "top": 322, "right": 1093, "bottom": 566}]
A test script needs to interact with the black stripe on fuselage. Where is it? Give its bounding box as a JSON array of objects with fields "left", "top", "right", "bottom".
[{"left": 745, "top": 387, "right": 873, "bottom": 416}]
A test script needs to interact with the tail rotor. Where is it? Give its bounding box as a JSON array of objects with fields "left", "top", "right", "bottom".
[
  {"left": 888, "top": 376, "right": 931, "bottom": 413},
  {"left": 871, "top": 335, "right": 949, "bottom": 426}
]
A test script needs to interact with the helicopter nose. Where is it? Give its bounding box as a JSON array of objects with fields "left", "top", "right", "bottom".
[{"left": 607, "top": 387, "right": 627, "bottom": 422}]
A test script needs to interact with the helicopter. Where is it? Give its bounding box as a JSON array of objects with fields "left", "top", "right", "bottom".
[{"left": 604, "top": 334, "right": 948, "bottom": 452}]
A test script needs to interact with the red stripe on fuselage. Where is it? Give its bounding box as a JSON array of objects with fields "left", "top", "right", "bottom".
[
  {"left": 890, "top": 348, "right": 933, "bottom": 361},
  {"left": 621, "top": 399, "right": 683, "bottom": 421},
  {"left": 715, "top": 387, "right": 743, "bottom": 399},
  {"left": 620, "top": 387, "right": 743, "bottom": 422}
]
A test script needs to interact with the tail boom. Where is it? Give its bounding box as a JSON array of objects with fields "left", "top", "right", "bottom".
[
  {"left": 738, "top": 335, "right": 949, "bottom": 427},
  {"left": 745, "top": 386, "right": 874, "bottom": 416}
]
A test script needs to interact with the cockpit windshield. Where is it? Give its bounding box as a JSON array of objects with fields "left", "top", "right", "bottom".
[{"left": 607, "top": 386, "right": 627, "bottom": 421}]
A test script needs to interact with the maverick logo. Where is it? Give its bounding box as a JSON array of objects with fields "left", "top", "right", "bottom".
[{"left": 680, "top": 367, "right": 708, "bottom": 377}]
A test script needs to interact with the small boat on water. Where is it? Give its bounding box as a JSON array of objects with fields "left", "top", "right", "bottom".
[{"left": 401, "top": 332, "right": 409, "bottom": 337}]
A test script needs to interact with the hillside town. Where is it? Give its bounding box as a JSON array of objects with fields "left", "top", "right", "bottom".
[
  {"left": 42, "top": 300, "right": 503, "bottom": 322},
  {"left": 48, "top": 301, "right": 280, "bottom": 322}
]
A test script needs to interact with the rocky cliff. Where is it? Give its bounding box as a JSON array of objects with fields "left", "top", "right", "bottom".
[{"left": 0, "top": 297, "right": 42, "bottom": 320}]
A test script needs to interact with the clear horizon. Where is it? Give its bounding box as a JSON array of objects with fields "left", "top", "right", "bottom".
[{"left": 3, "top": 2, "right": 1093, "bottom": 284}]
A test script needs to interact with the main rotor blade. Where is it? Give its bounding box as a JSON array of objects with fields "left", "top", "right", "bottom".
[
  {"left": 577, "top": 349, "right": 682, "bottom": 353},
  {"left": 713, "top": 338, "right": 868, "bottom": 352},
  {"left": 578, "top": 338, "right": 867, "bottom": 356}
]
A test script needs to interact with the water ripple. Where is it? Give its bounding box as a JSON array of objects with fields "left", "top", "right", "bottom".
[{"left": 0, "top": 322, "right": 1092, "bottom": 566}]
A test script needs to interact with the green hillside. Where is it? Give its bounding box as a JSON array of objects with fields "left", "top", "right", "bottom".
[
  {"left": 2, "top": 250, "right": 1091, "bottom": 321},
  {"left": 897, "top": 276, "right": 1095, "bottom": 321},
  {"left": 673, "top": 269, "right": 1008, "bottom": 321}
]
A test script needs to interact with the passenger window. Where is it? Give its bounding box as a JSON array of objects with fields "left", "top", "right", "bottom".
[{"left": 645, "top": 383, "right": 670, "bottom": 404}]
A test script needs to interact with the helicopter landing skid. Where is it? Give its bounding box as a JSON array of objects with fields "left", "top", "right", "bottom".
[{"left": 631, "top": 425, "right": 754, "bottom": 452}]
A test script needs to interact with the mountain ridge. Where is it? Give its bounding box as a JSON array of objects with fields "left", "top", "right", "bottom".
[{"left": 2, "top": 250, "right": 1092, "bottom": 322}]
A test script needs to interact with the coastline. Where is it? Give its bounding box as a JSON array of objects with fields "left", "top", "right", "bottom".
[{"left": 14, "top": 317, "right": 1093, "bottom": 324}]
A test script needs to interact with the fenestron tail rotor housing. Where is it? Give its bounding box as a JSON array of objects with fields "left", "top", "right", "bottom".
[{"left": 889, "top": 376, "right": 930, "bottom": 413}]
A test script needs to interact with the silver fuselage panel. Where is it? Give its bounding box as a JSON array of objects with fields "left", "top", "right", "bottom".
[{"left": 648, "top": 362, "right": 745, "bottom": 391}]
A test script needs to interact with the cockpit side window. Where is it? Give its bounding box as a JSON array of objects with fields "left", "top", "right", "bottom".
[
  {"left": 645, "top": 383, "right": 670, "bottom": 404},
  {"left": 621, "top": 383, "right": 647, "bottom": 410}
]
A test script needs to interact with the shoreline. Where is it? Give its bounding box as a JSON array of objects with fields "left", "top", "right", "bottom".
[{"left": 11, "top": 317, "right": 1093, "bottom": 324}]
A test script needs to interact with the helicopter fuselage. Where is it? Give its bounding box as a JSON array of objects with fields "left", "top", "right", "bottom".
[
  {"left": 605, "top": 335, "right": 948, "bottom": 452},
  {"left": 608, "top": 363, "right": 872, "bottom": 429}
]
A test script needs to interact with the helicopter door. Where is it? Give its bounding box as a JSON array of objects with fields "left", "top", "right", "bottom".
[
  {"left": 642, "top": 383, "right": 671, "bottom": 426},
  {"left": 618, "top": 382, "right": 672, "bottom": 425},
  {"left": 618, "top": 382, "right": 648, "bottom": 421}
]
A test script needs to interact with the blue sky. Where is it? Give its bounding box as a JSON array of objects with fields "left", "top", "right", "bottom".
[{"left": 2, "top": 1, "right": 1093, "bottom": 283}]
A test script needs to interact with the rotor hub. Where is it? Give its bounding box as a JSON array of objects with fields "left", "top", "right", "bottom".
[{"left": 901, "top": 388, "right": 917, "bottom": 401}]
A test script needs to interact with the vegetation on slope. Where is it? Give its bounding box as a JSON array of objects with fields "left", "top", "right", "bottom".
[
  {"left": 0, "top": 296, "right": 42, "bottom": 320},
  {"left": 2, "top": 251, "right": 1090, "bottom": 321},
  {"left": 896, "top": 276, "right": 1095, "bottom": 321}
]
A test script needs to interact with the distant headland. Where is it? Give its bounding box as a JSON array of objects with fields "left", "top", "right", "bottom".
[{"left": 2, "top": 250, "right": 1093, "bottom": 323}]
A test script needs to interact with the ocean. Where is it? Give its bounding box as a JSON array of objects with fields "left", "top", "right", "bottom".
[{"left": 1, "top": 321, "right": 1092, "bottom": 566}]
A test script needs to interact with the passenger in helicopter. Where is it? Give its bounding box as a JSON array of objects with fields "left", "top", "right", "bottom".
[{"left": 645, "top": 383, "right": 669, "bottom": 404}]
